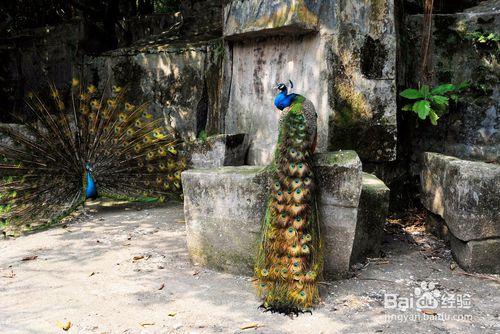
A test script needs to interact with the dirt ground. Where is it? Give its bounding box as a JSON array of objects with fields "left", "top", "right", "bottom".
[{"left": 1, "top": 201, "right": 499, "bottom": 334}]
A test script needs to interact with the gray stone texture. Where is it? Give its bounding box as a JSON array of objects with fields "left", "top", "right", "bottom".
[
  {"left": 421, "top": 152, "right": 500, "bottom": 242},
  {"left": 182, "top": 150, "right": 363, "bottom": 277},
  {"left": 450, "top": 234, "right": 500, "bottom": 274},
  {"left": 313, "top": 151, "right": 363, "bottom": 278},
  {"left": 182, "top": 166, "right": 269, "bottom": 275},
  {"left": 83, "top": 41, "right": 223, "bottom": 141},
  {"left": 187, "top": 134, "right": 248, "bottom": 168},
  {"left": 350, "top": 173, "right": 390, "bottom": 264},
  {"left": 404, "top": 4, "right": 500, "bottom": 163},
  {"left": 223, "top": 0, "right": 397, "bottom": 164}
]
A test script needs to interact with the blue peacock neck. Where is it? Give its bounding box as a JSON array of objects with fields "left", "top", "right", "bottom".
[{"left": 85, "top": 163, "right": 98, "bottom": 199}]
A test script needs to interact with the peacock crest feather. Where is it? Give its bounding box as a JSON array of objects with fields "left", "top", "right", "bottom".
[
  {"left": 0, "top": 79, "right": 186, "bottom": 227},
  {"left": 255, "top": 91, "right": 323, "bottom": 314}
]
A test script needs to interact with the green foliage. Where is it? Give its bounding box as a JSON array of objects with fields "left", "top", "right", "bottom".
[
  {"left": 400, "top": 82, "right": 468, "bottom": 125},
  {"left": 464, "top": 31, "right": 500, "bottom": 46},
  {"left": 153, "top": 0, "right": 181, "bottom": 14},
  {"left": 197, "top": 130, "right": 208, "bottom": 142}
]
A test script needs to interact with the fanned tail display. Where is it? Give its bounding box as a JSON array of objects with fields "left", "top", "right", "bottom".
[
  {"left": 254, "top": 95, "right": 323, "bottom": 314},
  {"left": 0, "top": 79, "right": 186, "bottom": 226}
]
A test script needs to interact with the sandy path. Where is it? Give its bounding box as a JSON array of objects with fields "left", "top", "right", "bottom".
[{"left": 0, "top": 202, "right": 499, "bottom": 334}]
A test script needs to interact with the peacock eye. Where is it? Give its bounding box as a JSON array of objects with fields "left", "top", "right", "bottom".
[
  {"left": 290, "top": 163, "right": 295, "bottom": 168},
  {"left": 277, "top": 191, "right": 282, "bottom": 195},
  {"left": 281, "top": 213, "right": 286, "bottom": 218},
  {"left": 296, "top": 189, "right": 301, "bottom": 194},
  {"left": 294, "top": 178, "right": 300, "bottom": 183},
  {"left": 296, "top": 217, "right": 301, "bottom": 222},
  {"left": 298, "top": 163, "right": 303, "bottom": 169},
  {"left": 288, "top": 227, "right": 294, "bottom": 233}
]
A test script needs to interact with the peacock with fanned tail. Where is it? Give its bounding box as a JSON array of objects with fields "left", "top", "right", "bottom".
[
  {"left": 0, "top": 79, "right": 186, "bottom": 226},
  {"left": 254, "top": 81, "right": 323, "bottom": 314}
]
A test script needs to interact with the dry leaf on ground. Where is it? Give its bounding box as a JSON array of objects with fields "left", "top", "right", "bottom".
[
  {"left": 56, "top": 320, "right": 72, "bottom": 331},
  {"left": 241, "top": 323, "right": 261, "bottom": 330}
]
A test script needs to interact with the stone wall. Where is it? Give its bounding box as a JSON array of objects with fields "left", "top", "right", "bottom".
[
  {"left": 83, "top": 41, "right": 223, "bottom": 140},
  {"left": 222, "top": 0, "right": 397, "bottom": 165},
  {"left": 401, "top": 2, "right": 499, "bottom": 164}
]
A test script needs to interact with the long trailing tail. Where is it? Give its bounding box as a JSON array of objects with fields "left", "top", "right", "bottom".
[
  {"left": 0, "top": 78, "right": 186, "bottom": 228},
  {"left": 254, "top": 96, "right": 323, "bottom": 313}
]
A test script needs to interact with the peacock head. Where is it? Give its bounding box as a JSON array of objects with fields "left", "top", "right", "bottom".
[
  {"left": 274, "top": 80, "right": 294, "bottom": 92},
  {"left": 85, "top": 163, "right": 93, "bottom": 172}
]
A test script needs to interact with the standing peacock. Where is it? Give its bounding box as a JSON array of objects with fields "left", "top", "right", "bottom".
[
  {"left": 0, "top": 79, "right": 186, "bottom": 227},
  {"left": 254, "top": 81, "right": 323, "bottom": 314}
]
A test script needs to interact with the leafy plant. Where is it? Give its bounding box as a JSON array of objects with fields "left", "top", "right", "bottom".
[
  {"left": 197, "top": 130, "right": 208, "bottom": 142},
  {"left": 464, "top": 31, "right": 499, "bottom": 45},
  {"left": 400, "top": 82, "right": 468, "bottom": 125}
]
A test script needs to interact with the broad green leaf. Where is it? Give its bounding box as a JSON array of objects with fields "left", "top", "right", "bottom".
[
  {"left": 431, "top": 84, "right": 456, "bottom": 95},
  {"left": 431, "top": 95, "right": 449, "bottom": 106},
  {"left": 413, "top": 100, "right": 431, "bottom": 119},
  {"left": 429, "top": 110, "right": 439, "bottom": 125},
  {"left": 420, "top": 85, "right": 430, "bottom": 98},
  {"left": 400, "top": 89, "right": 423, "bottom": 99},
  {"left": 402, "top": 104, "right": 413, "bottom": 111}
]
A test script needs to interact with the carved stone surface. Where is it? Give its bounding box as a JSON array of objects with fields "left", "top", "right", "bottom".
[
  {"left": 182, "top": 150, "right": 363, "bottom": 278},
  {"left": 223, "top": 0, "right": 397, "bottom": 164}
]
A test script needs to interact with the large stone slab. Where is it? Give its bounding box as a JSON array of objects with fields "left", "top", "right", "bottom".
[
  {"left": 404, "top": 5, "right": 499, "bottom": 163},
  {"left": 450, "top": 234, "right": 500, "bottom": 274},
  {"left": 84, "top": 40, "right": 224, "bottom": 141},
  {"left": 223, "top": 0, "right": 320, "bottom": 39},
  {"left": 350, "top": 173, "right": 390, "bottom": 264},
  {"left": 187, "top": 134, "right": 248, "bottom": 168},
  {"left": 182, "top": 166, "right": 269, "bottom": 275},
  {"left": 421, "top": 152, "right": 500, "bottom": 241},
  {"left": 223, "top": 0, "right": 397, "bottom": 164},
  {"left": 182, "top": 150, "right": 362, "bottom": 277},
  {"left": 313, "top": 151, "right": 362, "bottom": 278}
]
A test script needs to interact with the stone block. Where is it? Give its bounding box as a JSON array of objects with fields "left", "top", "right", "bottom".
[
  {"left": 223, "top": 0, "right": 397, "bottom": 165},
  {"left": 450, "top": 234, "right": 500, "bottom": 274},
  {"left": 350, "top": 173, "right": 390, "bottom": 264},
  {"left": 187, "top": 134, "right": 248, "bottom": 168},
  {"left": 421, "top": 152, "right": 500, "bottom": 241},
  {"left": 182, "top": 150, "right": 362, "bottom": 277},
  {"left": 405, "top": 6, "right": 499, "bottom": 163},
  {"left": 84, "top": 40, "right": 224, "bottom": 141},
  {"left": 313, "top": 151, "right": 363, "bottom": 207},
  {"left": 182, "top": 166, "right": 269, "bottom": 275},
  {"left": 223, "top": 0, "right": 320, "bottom": 39}
]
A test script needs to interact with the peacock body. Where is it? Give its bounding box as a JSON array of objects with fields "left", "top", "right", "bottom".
[
  {"left": 0, "top": 79, "right": 186, "bottom": 226},
  {"left": 255, "top": 82, "right": 322, "bottom": 313}
]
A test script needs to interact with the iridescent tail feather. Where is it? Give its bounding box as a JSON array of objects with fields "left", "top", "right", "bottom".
[
  {"left": 0, "top": 79, "right": 185, "bottom": 227},
  {"left": 254, "top": 97, "right": 323, "bottom": 313}
]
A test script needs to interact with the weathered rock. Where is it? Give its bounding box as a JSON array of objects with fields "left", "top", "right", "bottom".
[
  {"left": 223, "top": 0, "right": 320, "bottom": 39},
  {"left": 223, "top": 0, "right": 397, "bottom": 165},
  {"left": 421, "top": 152, "right": 500, "bottom": 242},
  {"left": 350, "top": 173, "right": 390, "bottom": 264},
  {"left": 450, "top": 234, "right": 500, "bottom": 274},
  {"left": 182, "top": 166, "right": 269, "bottom": 275},
  {"left": 314, "top": 151, "right": 363, "bottom": 278},
  {"left": 187, "top": 134, "right": 248, "bottom": 168},
  {"left": 84, "top": 40, "right": 224, "bottom": 141},
  {"left": 404, "top": 5, "right": 500, "bottom": 163},
  {"left": 182, "top": 150, "right": 362, "bottom": 277},
  {"left": 420, "top": 153, "right": 457, "bottom": 217}
]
